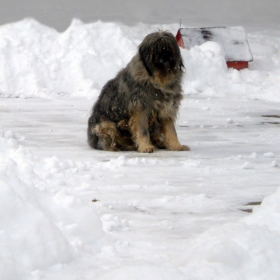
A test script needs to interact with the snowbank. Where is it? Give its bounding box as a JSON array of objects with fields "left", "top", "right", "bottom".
[
  {"left": 0, "top": 128, "right": 105, "bottom": 279},
  {"left": 0, "top": 19, "right": 137, "bottom": 99},
  {"left": 1, "top": 19, "right": 280, "bottom": 102}
]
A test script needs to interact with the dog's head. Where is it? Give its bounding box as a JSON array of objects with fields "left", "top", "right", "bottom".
[{"left": 138, "top": 31, "right": 184, "bottom": 79}]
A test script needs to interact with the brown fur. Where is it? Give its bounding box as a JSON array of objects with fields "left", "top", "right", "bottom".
[{"left": 87, "top": 31, "right": 190, "bottom": 153}]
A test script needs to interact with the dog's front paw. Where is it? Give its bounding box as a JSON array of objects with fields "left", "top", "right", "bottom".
[
  {"left": 169, "top": 144, "right": 190, "bottom": 151},
  {"left": 138, "top": 144, "right": 155, "bottom": 153}
]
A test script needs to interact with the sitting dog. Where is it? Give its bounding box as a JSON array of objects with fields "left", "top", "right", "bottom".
[{"left": 87, "top": 31, "right": 190, "bottom": 153}]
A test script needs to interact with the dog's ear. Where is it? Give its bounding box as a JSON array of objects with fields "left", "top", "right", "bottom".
[{"left": 139, "top": 46, "right": 153, "bottom": 76}]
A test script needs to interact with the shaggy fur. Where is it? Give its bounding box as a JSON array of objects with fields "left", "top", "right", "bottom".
[{"left": 87, "top": 31, "right": 190, "bottom": 153}]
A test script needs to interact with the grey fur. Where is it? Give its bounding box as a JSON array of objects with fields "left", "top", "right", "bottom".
[{"left": 87, "top": 31, "right": 189, "bottom": 152}]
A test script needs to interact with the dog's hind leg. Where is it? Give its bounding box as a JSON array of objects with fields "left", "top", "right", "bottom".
[
  {"left": 91, "top": 117, "right": 136, "bottom": 151},
  {"left": 91, "top": 117, "right": 120, "bottom": 151}
]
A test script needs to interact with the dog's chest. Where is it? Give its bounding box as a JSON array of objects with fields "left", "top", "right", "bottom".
[{"left": 152, "top": 91, "right": 179, "bottom": 119}]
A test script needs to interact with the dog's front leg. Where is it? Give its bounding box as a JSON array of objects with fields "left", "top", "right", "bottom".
[
  {"left": 129, "top": 111, "right": 155, "bottom": 153},
  {"left": 162, "top": 118, "right": 190, "bottom": 151}
]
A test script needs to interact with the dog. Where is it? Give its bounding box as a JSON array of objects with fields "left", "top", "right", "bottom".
[{"left": 87, "top": 31, "right": 190, "bottom": 153}]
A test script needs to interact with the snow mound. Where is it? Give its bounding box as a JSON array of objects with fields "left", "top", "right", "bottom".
[
  {"left": 1, "top": 19, "right": 280, "bottom": 102},
  {"left": 0, "top": 19, "right": 137, "bottom": 99},
  {"left": 179, "top": 187, "right": 280, "bottom": 279},
  {"left": 0, "top": 128, "right": 105, "bottom": 279}
]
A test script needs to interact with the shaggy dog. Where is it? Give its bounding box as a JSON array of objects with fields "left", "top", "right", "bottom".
[{"left": 87, "top": 31, "right": 190, "bottom": 153}]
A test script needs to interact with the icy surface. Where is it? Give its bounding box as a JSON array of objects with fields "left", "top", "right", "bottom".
[{"left": 0, "top": 19, "right": 280, "bottom": 280}]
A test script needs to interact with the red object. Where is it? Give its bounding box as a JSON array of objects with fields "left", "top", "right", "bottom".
[
  {"left": 175, "top": 31, "right": 184, "bottom": 48},
  {"left": 226, "top": 61, "right": 248, "bottom": 70}
]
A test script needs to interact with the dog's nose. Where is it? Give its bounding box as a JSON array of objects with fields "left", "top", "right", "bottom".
[{"left": 159, "top": 53, "right": 172, "bottom": 64}]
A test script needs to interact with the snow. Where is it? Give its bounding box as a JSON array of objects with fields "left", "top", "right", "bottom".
[
  {"left": 0, "top": 16, "right": 280, "bottom": 280},
  {"left": 179, "top": 26, "right": 253, "bottom": 62}
]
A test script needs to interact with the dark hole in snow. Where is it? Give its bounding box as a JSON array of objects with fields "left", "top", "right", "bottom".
[
  {"left": 262, "top": 115, "right": 280, "bottom": 118},
  {"left": 239, "top": 201, "right": 262, "bottom": 213},
  {"left": 261, "top": 115, "right": 280, "bottom": 125},
  {"left": 240, "top": 209, "right": 253, "bottom": 213},
  {"left": 245, "top": 201, "right": 262, "bottom": 206}
]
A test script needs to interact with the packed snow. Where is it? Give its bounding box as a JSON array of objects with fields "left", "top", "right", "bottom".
[{"left": 0, "top": 18, "right": 280, "bottom": 280}]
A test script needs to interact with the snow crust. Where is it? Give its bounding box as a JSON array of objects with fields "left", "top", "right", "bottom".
[{"left": 0, "top": 19, "right": 280, "bottom": 279}]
